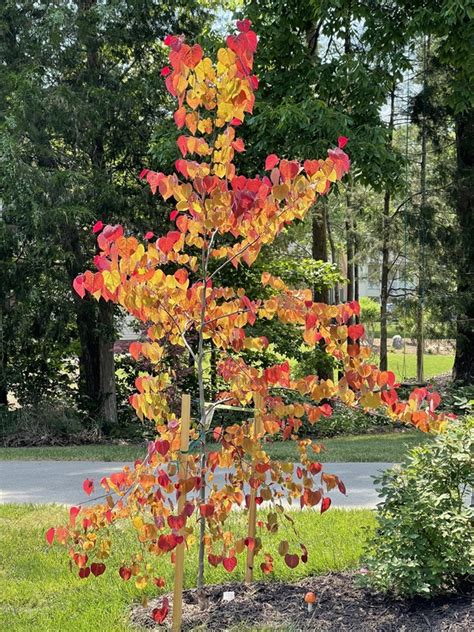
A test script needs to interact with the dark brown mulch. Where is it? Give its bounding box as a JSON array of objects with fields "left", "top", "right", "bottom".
[{"left": 130, "top": 572, "right": 473, "bottom": 631}]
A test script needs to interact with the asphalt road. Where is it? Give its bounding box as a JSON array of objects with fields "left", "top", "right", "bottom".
[{"left": 0, "top": 461, "right": 394, "bottom": 508}]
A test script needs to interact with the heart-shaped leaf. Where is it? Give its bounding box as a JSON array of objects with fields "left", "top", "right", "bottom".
[
  {"left": 91, "top": 562, "right": 106, "bottom": 577},
  {"left": 45, "top": 527, "right": 55, "bottom": 546},
  {"left": 119, "top": 566, "right": 132, "bottom": 581},
  {"left": 151, "top": 597, "right": 169, "bottom": 624},
  {"left": 223, "top": 556, "right": 237, "bottom": 572},
  {"left": 284, "top": 553, "right": 299, "bottom": 569}
]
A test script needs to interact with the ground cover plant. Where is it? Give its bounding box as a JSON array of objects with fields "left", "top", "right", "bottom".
[{"left": 45, "top": 20, "right": 451, "bottom": 627}]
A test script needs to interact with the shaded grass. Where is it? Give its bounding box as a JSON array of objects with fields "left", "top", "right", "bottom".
[
  {"left": 0, "top": 504, "right": 375, "bottom": 631},
  {"left": 0, "top": 430, "right": 431, "bottom": 463}
]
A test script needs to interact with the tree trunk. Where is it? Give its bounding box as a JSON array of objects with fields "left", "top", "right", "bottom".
[
  {"left": 69, "top": 0, "right": 117, "bottom": 423},
  {"left": 98, "top": 300, "right": 117, "bottom": 425},
  {"left": 380, "top": 84, "right": 396, "bottom": 372},
  {"left": 312, "top": 201, "right": 332, "bottom": 380},
  {"left": 353, "top": 216, "right": 360, "bottom": 323},
  {"left": 416, "top": 39, "right": 429, "bottom": 384},
  {"left": 380, "top": 190, "right": 390, "bottom": 372},
  {"left": 326, "top": 210, "right": 339, "bottom": 304},
  {"left": 312, "top": 202, "right": 328, "bottom": 303},
  {"left": 64, "top": 224, "right": 117, "bottom": 425},
  {"left": 345, "top": 194, "right": 354, "bottom": 303},
  {"left": 0, "top": 307, "right": 7, "bottom": 406},
  {"left": 452, "top": 108, "right": 474, "bottom": 384}
]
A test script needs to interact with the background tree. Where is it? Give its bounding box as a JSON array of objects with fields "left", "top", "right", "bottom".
[{"left": 0, "top": 0, "right": 210, "bottom": 419}]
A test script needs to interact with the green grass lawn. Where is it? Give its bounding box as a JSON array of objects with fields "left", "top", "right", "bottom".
[
  {"left": 0, "top": 430, "right": 431, "bottom": 463},
  {"left": 0, "top": 504, "right": 375, "bottom": 631},
  {"left": 386, "top": 352, "right": 453, "bottom": 381}
]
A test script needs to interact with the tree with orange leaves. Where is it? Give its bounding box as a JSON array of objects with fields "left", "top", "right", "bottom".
[{"left": 49, "top": 19, "right": 450, "bottom": 621}]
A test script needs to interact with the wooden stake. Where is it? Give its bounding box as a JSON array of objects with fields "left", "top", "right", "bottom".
[
  {"left": 245, "top": 392, "right": 264, "bottom": 584},
  {"left": 172, "top": 393, "right": 191, "bottom": 632}
]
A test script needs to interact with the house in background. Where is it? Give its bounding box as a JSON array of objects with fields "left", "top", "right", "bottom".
[{"left": 331, "top": 254, "right": 414, "bottom": 306}]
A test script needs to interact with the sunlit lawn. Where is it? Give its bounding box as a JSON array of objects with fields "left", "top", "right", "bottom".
[
  {"left": 0, "top": 430, "right": 431, "bottom": 463},
  {"left": 0, "top": 504, "right": 375, "bottom": 631},
  {"left": 386, "top": 352, "right": 453, "bottom": 381}
]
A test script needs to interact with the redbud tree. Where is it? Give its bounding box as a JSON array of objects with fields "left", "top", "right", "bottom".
[{"left": 48, "top": 18, "right": 449, "bottom": 609}]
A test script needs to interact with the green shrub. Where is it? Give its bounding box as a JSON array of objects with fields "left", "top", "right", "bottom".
[
  {"left": 362, "top": 417, "right": 474, "bottom": 596},
  {"left": 0, "top": 404, "right": 100, "bottom": 447}
]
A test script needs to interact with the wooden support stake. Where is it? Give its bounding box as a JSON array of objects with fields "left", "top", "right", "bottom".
[
  {"left": 172, "top": 393, "right": 191, "bottom": 632},
  {"left": 245, "top": 392, "right": 264, "bottom": 584}
]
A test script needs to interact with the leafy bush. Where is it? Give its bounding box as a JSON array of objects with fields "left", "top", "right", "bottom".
[
  {"left": 0, "top": 404, "right": 100, "bottom": 446},
  {"left": 362, "top": 417, "right": 474, "bottom": 596},
  {"left": 309, "top": 403, "right": 393, "bottom": 437}
]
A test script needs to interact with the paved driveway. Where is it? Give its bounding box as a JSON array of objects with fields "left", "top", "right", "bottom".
[{"left": 0, "top": 461, "right": 394, "bottom": 508}]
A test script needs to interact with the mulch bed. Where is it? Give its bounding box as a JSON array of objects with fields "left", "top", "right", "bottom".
[{"left": 130, "top": 572, "right": 473, "bottom": 631}]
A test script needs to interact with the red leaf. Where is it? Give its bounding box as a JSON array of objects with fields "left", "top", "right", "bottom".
[
  {"left": 338, "top": 136, "right": 349, "bottom": 149},
  {"left": 78, "top": 567, "right": 91, "bottom": 579},
  {"left": 236, "top": 19, "right": 252, "bottom": 32},
  {"left": 208, "top": 554, "right": 222, "bottom": 567},
  {"left": 45, "top": 527, "right": 55, "bottom": 545},
  {"left": 321, "top": 497, "right": 331, "bottom": 513},
  {"left": 161, "top": 66, "right": 171, "bottom": 77},
  {"left": 174, "top": 268, "right": 188, "bottom": 285},
  {"left": 300, "top": 543, "right": 308, "bottom": 564},
  {"left": 142, "top": 170, "right": 164, "bottom": 194},
  {"left": 309, "top": 462, "right": 322, "bottom": 475},
  {"left": 174, "top": 106, "right": 186, "bottom": 128},
  {"left": 177, "top": 135, "right": 188, "bottom": 157},
  {"left": 223, "top": 556, "right": 237, "bottom": 572},
  {"left": 284, "top": 553, "right": 299, "bottom": 569},
  {"left": 92, "top": 220, "right": 104, "bottom": 234},
  {"left": 153, "top": 576, "right": 166, "bottom": 588},
  {"left": 119, "top": 566, "right": 132, "bottom": 581},
  {"left": 348, "top": 324, "right": 364, "bottom": 340},
  {"left": 232, "top": 138, "right": 245, "bottom": 153},
  {"left": 338, "top": 480, "right": 347, "bottom": 495},
  {"left": 167, "top": 514, "right": 185, "bottom": 531},
  {"left": 69, "top": 506, "right": 80, "bottom": 526},
  {"left": 157, "top": 470, "right": 171, "bottom": 488},
  {"left": 155, "top": 439, "right": 170, "bottom": 456},
  {"left": 144, "top": 231, "right": 154, "bottom": 240},
  {"left": 129, "top": 342, "right": 142, "bottom": 360},
  {"left": 158, "top": 533, "right": 179, "bottom": 552},
  {"left": 152, "top": 597, "right": 169, "bottom": 624},
  {"left": 304, "top": 159, "right": 319, "bottom": 176},
  {"left": 199, "top": 503, "right": 215, "bottom": 518},
  {"left": 319, "top": 403, "right": 332, "bottom": 418},
  {"left": 73, "top": 552, "right": 88, "bottom": 568},
  {"left": 82, "top": 479, "right": 94, "bottom": 496},
  {"left": 244, "top": 537, "right": 255, "bottom": 551},
  {"left": 260, "top": 561, "right": 272, "bottom": 574},
  {"left": 91, "top": 562, "right": 106, "bottom": 577},
  {"left": 265, "top": 154, "right": 279, "bottom": 170},
  {"left": 279, "top": 159, "right": 299, "bottom": 180},
  {"left": 73, "top": 275, "right": 85, "bottom": 298}
]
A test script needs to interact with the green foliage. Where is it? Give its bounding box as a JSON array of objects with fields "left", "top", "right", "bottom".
[
  {"left": 309, "top": 404, "right": 392, "bottom": 438},
  {"left": 0, "top": 404, "right": 99, "bottom": 447},
  {"left": 359, "top": 297, "right": 380, "bottom": 323},
  {"left": 362, "top": 417, "right": 474, "bottom": 596},
  {"left": 393, "top": 301, "right": 455, "bottom": 340},
  {"left": 0, "top": 0, "right": 212, "bottom": 416}
]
